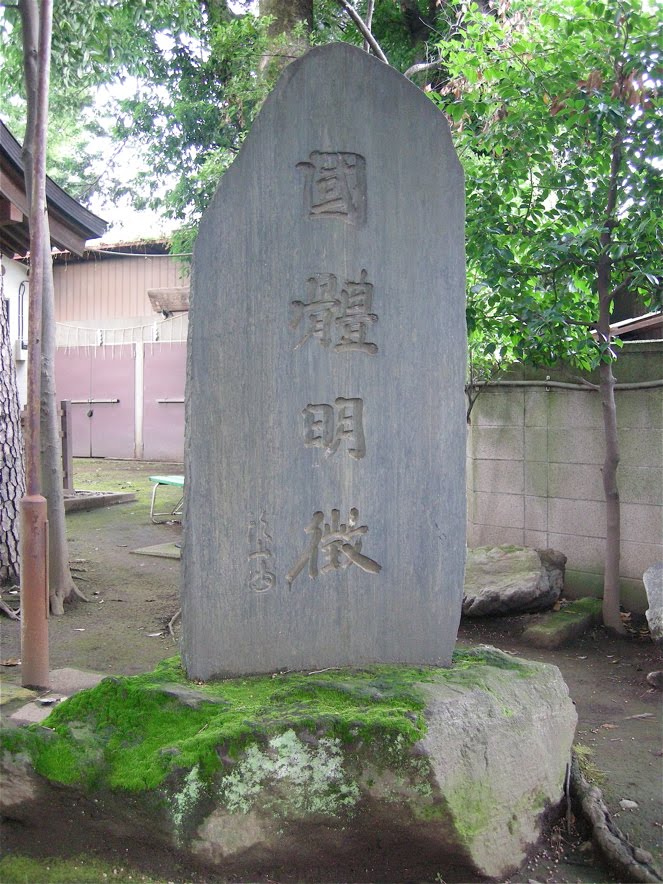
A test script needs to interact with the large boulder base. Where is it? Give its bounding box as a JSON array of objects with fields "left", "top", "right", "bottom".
[
  {"left": 464, "top": 545, "right": 567, "bottom": 617},
  {"left": 1, "top": 649, "right": 576, "bottom": 882},
  {"left": 644, "top": 562, "right": 663, "bottom": 643}
]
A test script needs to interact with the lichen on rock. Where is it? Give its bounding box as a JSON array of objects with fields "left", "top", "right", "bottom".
[{"left": 219, "top": 730, "right": 360, "bottom": 817}]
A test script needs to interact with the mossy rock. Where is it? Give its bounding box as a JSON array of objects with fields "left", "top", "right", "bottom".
[
  {"left": 1, "top": 648, "right": 577, "bottom": 882},
  {"left": 522, "top": 597, "right": 603, "bottom": 649}
]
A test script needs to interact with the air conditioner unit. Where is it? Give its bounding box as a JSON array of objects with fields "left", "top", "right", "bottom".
[{"left": 14, "top": 339, "right": 27, "bottom": 361}]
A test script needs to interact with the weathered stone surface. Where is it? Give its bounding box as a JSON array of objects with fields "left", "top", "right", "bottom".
[
  {"left": 183, "top": 42, "right": 466, "bottom": 678},
  {"left": 0, "top": 755, "right": 39, "bottom": 810},
  {"left": 0, "top": 682, "right": 35, "bottom": 706},
  {"left": 643, "top": 563, "right": 663, "bottom": 643},
  {"left": 522, "top": 597, "right": 603, "bottom": 649},
  {"left": 463, "top": 546, "right": 567, "bottom": 617},
  {"left": 1, "top": 650, "right": 576, "bottom": 882},
  {"left": 418, "top": 652, "right": 577, "bottom": 878},
  {"left": 48, "top": 668, "right": 105, "bottom": 694}
]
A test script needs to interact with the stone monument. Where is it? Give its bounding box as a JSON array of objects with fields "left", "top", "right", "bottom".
[{"left": 182, "top": 43, "right": 466, "bottom": 678}]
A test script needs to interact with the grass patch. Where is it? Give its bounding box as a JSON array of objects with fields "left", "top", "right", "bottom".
[
  {"left": 574, "top": 743, "right": 606, "bottom": 785},
  {"left": 0, "top": 855, "right": 160, "bottom": 884}
]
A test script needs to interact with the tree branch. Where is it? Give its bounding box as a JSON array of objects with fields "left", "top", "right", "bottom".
[
  {"left": 363, "top": 0, "right": 375, "bottom": 52},
  {"left": 335, "top": 0, "right": 388, "bottom": 63},
  {"left": 404, "top": 58, "right": 445, "bottom": 80},
  {"left": 610, "top": 274, "right": 633, "bottom": 303}
]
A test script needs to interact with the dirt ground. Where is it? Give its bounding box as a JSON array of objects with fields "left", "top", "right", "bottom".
[{"left": 1, "top": 457, "right": 661, "bottom": 884}]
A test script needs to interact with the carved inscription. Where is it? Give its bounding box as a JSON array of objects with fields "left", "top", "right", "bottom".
[
  {"left": 297, "top": 151, "right": 366, "bottom": 226},
  {"left": 302, "top": 397, "right": 365, "bottom": 459},
  {"left": 248, "top": 513, "right": 276, "bottom": 592},
  {"left": 335, "top": 270, "right": 378, "bottom": 355},
  {"left": 290, "top": 270, "right": 378, "bottom": 354},
  {"left": 286, "top": 508, "right": 381, "bottom": 587}
]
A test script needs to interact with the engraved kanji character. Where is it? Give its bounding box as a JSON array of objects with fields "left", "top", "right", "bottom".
[
  {"left": 329, "top": 398, "right": 365, "bottom": 458},
  {"left": 286, "top": 511, "right": 324, "bottom": 587},
  {"left": 248, "top": 513, "right": 276, "bottom": 593},
  {"left": 301, "top": 398, "right": 365, "bottom": 460},
  {"left": 302, "top": 403, "right": 334, "bottom": 449},
  {"left": 335, "top": 270, "right": 378, "bottom": 355},
  {"left": 286, "top": 508, "right": 380, "bottom": 587},
  {"left": 290, "top": 273, "right": 340, "bottom": 350},
  {"left": 297, "top": 152, "right": 367, "bottom": 226}
]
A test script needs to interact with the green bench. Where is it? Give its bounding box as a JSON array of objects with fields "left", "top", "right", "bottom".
[{"left": 148, "top": 475, "right": 184, "bottom": 524}]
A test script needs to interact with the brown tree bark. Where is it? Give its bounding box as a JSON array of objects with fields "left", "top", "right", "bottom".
[
  {"left": 260, "top": 0, "right": 312, "bottom": 35},
  {"left": 19, "top": 0, "right": 77, "bottom": 615},
  {"left": 596, "top": 124, "right": 626, "bottom": 635},
  {"left": 258, "top": 0, "right": 312, "bottom": 80},
  {"left": 0, "top": 277, "right": 25, "bottom": 586}
]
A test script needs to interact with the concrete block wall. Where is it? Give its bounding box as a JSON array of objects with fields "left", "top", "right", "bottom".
[{"left": 466, "top": 343, "right": 663, "bottom": 612}]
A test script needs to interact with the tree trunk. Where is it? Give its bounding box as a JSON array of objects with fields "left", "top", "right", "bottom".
[
  {"left": 598, "top": 352, "right": 623, "bottom": 633},
  {"left": 595, "top": 119, "right": 627, "bottom": 635},
  {"left": 259, "top": 0, "right": 311, "bottom": 76},
  {"left": 19, "top": 0, "right": 76, "bottom": 615},
  {"left": 40, "top": 248, "right": 77, "bottom": 615},
  {"left": 0, "top": 281, "right": 25, "bottom": 586},
  {"left": 260, "top": 0, "right": 312, "bottom": 34}
]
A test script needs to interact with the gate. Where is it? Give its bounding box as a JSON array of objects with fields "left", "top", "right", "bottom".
[
  {"left": 55, "top": 345, "right": 136, "bottom": 458},
  {"left": 142, "top": 343, "right": 186, "bottom": 461}
]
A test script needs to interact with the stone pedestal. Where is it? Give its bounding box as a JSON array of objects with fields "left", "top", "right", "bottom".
[{"left": 2, "top": 649, "right": 576, "bottom": 882}]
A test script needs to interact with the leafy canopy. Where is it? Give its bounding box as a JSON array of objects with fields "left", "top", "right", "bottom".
[{"left": 431, "top": 0, "right": 662, "bottom": 377}]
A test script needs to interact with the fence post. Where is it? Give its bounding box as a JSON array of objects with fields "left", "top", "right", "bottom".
[
  {"left": 60, "top": 400, "right": 74, "bottom": 491},
  {"left": 22, "top": 403, "right": 74, "bottom": 491}
]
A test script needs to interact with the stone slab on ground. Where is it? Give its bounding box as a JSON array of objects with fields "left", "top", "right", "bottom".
[
  {"left": 131, "top": 542, "right": 182, "bottom": 559},
  {"left": 1, "top": 649, "right": 576, "bottom": 882},
  {"left": 0, "top": 682, "right": 35, "bottom": 706},
  {"left": 9, "top": 701, "right": 55, "bottom": 726},
  {"left": 47, "top": 668, "right": 105, "bottom": 693},
  {"left": 522, "top": 597, "right": 604, "bottom": 649},
  {"left": 64, "top": 491, "right": 137, "bottom": 513},
  {"left": 643, "top": 562, "right": 663, "bottom": 643},
  {"left": 463, "top": 545, "right": 567, "bottom": 617},
  {"left": 7, "top": 668, "right": 105, "bottom": 726}
]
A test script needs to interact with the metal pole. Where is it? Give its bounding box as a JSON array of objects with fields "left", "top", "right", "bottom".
[{"left": 20, "top": 496, "right": 49, "bottom": 687}]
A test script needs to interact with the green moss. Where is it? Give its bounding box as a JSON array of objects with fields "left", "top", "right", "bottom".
[
  {"left": 0, "top": 855, "right": 160, "bottom": 884},
  {"left": 445, "top": 781, "right": 494, "bottom": 843},
  {"left": 0, "top": 649, "right": 536, "bottom": 796},
  {"left": 532, "top": 597, "right": 603, "bottom": 634}
]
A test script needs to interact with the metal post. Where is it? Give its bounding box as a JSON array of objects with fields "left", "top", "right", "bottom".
[{"left": 20, "top": 496, "right": 49, "bottom": 687}]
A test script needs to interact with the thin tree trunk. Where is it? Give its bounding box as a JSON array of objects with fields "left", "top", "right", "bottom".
[
  {"left": 0, "top": 284, "right": 25, "bottom": 586},
  {"left": 596, "top": 123, "right": 626, "bottom": 635},
  {"left": 598, "top": 354, "right": 622, "bottom": 632},
  {"left": 19, "top": 0, "right": 76, "bottom": 615},
  {"left": 41, "top": 249, "right": 78, "bottom": 614}
]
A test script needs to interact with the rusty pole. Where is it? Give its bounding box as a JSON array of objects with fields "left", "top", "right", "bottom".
[{"left": 19, "top": 0, "right": 52, "bottom": 689}]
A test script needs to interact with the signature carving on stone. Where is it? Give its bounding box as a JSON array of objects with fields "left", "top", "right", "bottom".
[
  {"left": 290, "top": 270, "right": 378, "bottom": 354},
  {"left": 297, "top": 151, "right": 366, "bottom": 226},
  {"left": 286, "top": 508, "right": 381, "bottom": 587},
  {"left": 302, "top": 397, "right": 365, "bottom": 459},
  {"left": 248, "top": 513, "right": 276, "bottom": 592}
]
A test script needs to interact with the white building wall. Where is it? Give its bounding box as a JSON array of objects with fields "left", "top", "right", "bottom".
[{"left": 1, "top": 254, "right": 29, "bottom": 405}]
